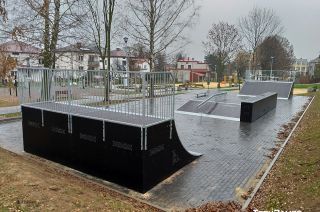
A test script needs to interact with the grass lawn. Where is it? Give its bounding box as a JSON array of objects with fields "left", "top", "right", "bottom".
[
  {"left": 0, "top": 112, "right": 21, "bottom": 119},
  {"left": 0, "top": 148, "right": 161, "bottom": 211},
  {"left": 294, "top": 83, "right": 320, "bottom": 89},
  {"left": 250, "top": 91, "right": 320, "bottom": 211}
]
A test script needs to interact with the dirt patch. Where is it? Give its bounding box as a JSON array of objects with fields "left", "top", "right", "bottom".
[{"left": 0, "top": 148, "right": 162, "bottom": 211}]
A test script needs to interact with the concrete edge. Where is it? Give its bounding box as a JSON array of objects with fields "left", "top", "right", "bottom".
[
  {"left": 242, "top": 96, "right": 315, "bottom": 210},
  {"left": 21, "top": 152, "right": 168, "bottom": 212},
  {"left": 0, "top": 116, "right": 22, "bottom": 123}
]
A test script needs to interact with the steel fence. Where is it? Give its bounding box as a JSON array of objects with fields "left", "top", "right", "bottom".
[
  {"left": 17, "top": 68, "right": 175, "bottom": 123},
  {"left": 245, "top": 70, "right": 296, "bottom": 82}
]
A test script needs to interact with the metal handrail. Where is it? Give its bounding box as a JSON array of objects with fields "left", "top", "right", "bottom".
[{"left": 196, "top": 92, "right": 227, "bottom": 108}]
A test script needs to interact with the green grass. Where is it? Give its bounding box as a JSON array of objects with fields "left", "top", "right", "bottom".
[
  {"left": 0, "top": 206, "right": 9, "bottom": 212},
  {"left": 0, "top": 112, "right": 21, "bottom": 119},
  {"left": 294, "top": 83, "right": 320, "bottom": 89}
]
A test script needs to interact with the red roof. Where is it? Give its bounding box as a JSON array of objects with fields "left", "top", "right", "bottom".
[
  {"left": 0, "top": 40, "right": 40, "bottom": 54},
  {"left": 177, "top": 57, "right": 208, "bottom": 64},
  {"left": 176, "top": 69, "right": 208, "bottom": 72}
]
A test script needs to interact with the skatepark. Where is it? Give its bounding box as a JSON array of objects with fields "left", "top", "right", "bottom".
[{"left": 0, "top": 68, "right": 311, "bottom": 210}]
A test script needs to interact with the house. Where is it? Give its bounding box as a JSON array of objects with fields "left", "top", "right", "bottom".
[
  {"left": 292, "top": 58, "right": 309, "bottom": 76},
  {"left": 0, "top": 40, "right": 43, "bottom": 67},
  {"left": 174, "top": 57, "right": 209, "bottom": 83},
  {"left": 130, "top": 58, "right": 150, "bottom": 72},
  {"left": 55, "top": 43, "right": 100, "bottom": 70},
  {"left": 55, "top": 43, "right": 150, "bottom": 72},
  {"left": 308, "top": 55, "right": 320, "bottom": 77}
]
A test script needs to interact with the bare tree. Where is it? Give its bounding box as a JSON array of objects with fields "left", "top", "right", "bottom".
[
  {"left": 84, "top": 0, "right": 115, "bottom": 71},
  {"left": 5, "top": 0, "right": 85, "bottom": 100},
  {"left": 0, "top": 0, "right": 7, "bottom": 22},
  {"left": 238, "top": 7, "right": 283, "bottom": 70},
  {"left": 83, "top": 0, "right": 116, "bottom": 100},
  {"left": 10, "top": 0, "right": 85, "bottom": 68},
  {"left": 234, "top": 50, "right": 250, "bottom": 89},
  {"left": 204, "top": 22, "right": 242, "bottom": 88},
  {"left": 124, "top": 0, "right": 198, "bottom": 72}
]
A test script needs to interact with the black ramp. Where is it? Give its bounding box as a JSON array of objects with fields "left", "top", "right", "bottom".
[
  {"left": 177, "top": 100, "right": 241, "bottom": 119},
  {"left": 240, "top": 92, "right": 278, "bottom": 122},
  {"left": 240, "top": 81, "right": 294, "bottom": 99},
  {"left": 21, "top": 105, "right": 201, "bottom": 193}
]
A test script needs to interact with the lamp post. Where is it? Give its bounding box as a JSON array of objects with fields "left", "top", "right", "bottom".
[
  {"left": 248, "top": 50, "right": 252, "bottom": 80},
  {"left": 270, "top": 56, "right": 274, "bottom": 80},
  {"left": 123, "top": 37, "right": 129, "bottom": 86}
]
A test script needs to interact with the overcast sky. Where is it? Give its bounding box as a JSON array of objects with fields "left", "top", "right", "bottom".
[{"left": 185, "top": 0, "right": 320, "bottom": 61}]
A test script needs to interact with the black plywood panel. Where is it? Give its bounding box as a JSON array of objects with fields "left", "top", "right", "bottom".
[{"left": 240, "top": 81, "right": 293, "bottom": 99}]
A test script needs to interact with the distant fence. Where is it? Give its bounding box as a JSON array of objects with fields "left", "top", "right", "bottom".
[
  {"left": 17, "top": 68, "right": 175, "bottom": 122},
  {"left": 245, "top": 70, "right": 297, "bottom": 82}
]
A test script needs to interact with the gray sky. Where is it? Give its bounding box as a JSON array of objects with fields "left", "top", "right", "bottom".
[{"left": 185, "top": 0, "right": 320, "bottom": 61}]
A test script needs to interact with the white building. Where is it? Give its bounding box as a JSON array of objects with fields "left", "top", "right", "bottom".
[
  {"left": 55, "top": 43, "right": 100, "bottom": 70},
  {"left": 55, "top": 43, "right": 150, "bottom": 72},
  {"left": 292, "top": 58, "right": 309, "bottom": 76},
  {"left": 0, "top": 40, "right": 43, "bottom": 67}
]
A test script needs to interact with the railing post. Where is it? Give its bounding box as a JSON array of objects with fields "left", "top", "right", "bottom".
[
  {"left": 142, "top": 72, "right": 147, "bottom": 121},
  {"left": 67, "top": 70, "right": 71, "bottom": 110},
  {"left": 171, "top": 73, "right": 175, "bottom": 119}
]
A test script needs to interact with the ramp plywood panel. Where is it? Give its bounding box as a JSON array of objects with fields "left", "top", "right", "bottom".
[{"left": 240, "top": 81, "right": 293, "bottom": 99}]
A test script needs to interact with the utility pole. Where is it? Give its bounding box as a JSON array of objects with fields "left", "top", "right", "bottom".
[
  {"left": 123, "top": 37, "right": 129, "bottom": 87},
  {"left": 270, "top": 56, "right": 274, "bottom": 80}
]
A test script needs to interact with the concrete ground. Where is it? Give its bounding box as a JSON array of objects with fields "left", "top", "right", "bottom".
[
  {"left": 0, "top": 106, "right": 21, "bottom": 115},
  {"left": 0, "top": 89, "right": 309, "bottom": 210}
]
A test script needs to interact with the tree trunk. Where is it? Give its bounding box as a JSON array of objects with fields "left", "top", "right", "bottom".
[
  {"left": 50, "top": 0, "right": 61, "bottom": 69},
  {"left": 41, "top": 0, "right": 50, "bottom": 101},
  {"left": 43, "top": 0, "right": 50, "bottom": 68}
]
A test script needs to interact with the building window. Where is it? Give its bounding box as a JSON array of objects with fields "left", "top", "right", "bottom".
[
  {"left": 181, "top": 65, "right": 184, "bottom": 69},
  {"left": 79, "top": 55, "right": 84, "bottom": 61},
  {"left": 79, "top": 66, "right": 84, "bottom": 70},
  {"left": 12, "top": 52, "right": 19, "bottom": 56},
  {"left": 188, "top": 65, "right": 192, "bottom": 69},
  {"left": 89, "top": 55, "right": 95, "bottom": 62},
  {"left": 144, "top": 65, "right": 147, "bottom": 69},
  {"left": 39, "top": 58, "right": 43, "bottom": 64}
]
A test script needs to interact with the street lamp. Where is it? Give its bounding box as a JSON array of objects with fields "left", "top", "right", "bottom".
[
  {"left": 248, "top": 50, "right": 253, "bottom": 80},
  {"left": 270, "top": 56, "right": 274, "bottom": 80},
  {"left": 123, "top": 37, "right": 129, "bottom": 86}
]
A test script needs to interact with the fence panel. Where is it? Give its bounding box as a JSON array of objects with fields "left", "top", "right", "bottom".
[{"left": 17, "top": 68, "right": 175, "bottom": 123}]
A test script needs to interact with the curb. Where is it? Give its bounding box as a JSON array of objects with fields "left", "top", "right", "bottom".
[
  {"left": 242, "top": 96, "right": 315, "bottom": 210},
  {"left": 0, "top": 116, "right": 22, "bottom": 123}
]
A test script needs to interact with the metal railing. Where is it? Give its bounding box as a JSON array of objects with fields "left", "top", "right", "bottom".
[
  {"left": 196, "top": 92, "right": 227, "bottom": 108},
  {"left": 17, "top": 68, "right": 175, "bottom": 123},
  {"left": 246, "top": 70, "right": 297, "bottom": 82}
]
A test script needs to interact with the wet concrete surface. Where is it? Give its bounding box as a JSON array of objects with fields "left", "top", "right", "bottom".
[
  {"left": 0, "top": 89, "right": 310, "bottom": 210},
  {"left": 0, "top": 106, "right": 21, "bottom": 115},
  {"left": 0, "top": 121, "right": 23, "bottom": 153}
]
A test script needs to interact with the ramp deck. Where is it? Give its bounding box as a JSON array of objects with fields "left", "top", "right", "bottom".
[
  {"left": 239, "top": 81, "right": 294, "bottom": 99},
  {"left": 24, "top": 102, "right": 163, "bottom": 127}
]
